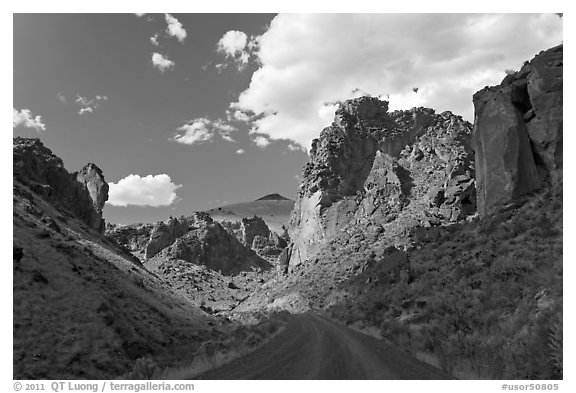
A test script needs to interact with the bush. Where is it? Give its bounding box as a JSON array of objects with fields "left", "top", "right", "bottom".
[{"left": 124, "top": 357, "right": 163, "bottom": 380}]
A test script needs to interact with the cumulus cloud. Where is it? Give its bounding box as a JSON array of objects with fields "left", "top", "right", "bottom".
[
  {"left": 252, "top": 135, "right": 271, "bottom": 149},
  {"left": 172, "top": 118, "right": 237, "bottom": 146},
  {"left": 150, "top": 34, "right": 159, "bottom": 46},
  {"left": 152, "top": 52, "right": 175, "bottom": 72},
  {"left": 13, "top": 108, "right": 46, "bottom": 131},
  {"left": 108, "top": 174, "right": 182, "bottom": 207},
  {"left": 229, "top": 109, "right": 251, "bottom": 122},
  {"left": 236, "top": 149, "right": 246, "bottom": 154},
  {"left": 287, "top": 142, "right": 305, "bottom": 152},
  {"left": 75, "top": 94, "right": 108, "bottom": 115},
  {"left": 217, "top": 30, "right": 258, "bottom": 70},
  {"left": 165, "top": 13, "right": 187, "bottom": 43},
  {"left": 232, "top": 14, "right": 563, "bottom": 149}
]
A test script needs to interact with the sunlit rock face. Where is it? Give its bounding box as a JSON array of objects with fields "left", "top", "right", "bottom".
[{"left": 288, "top": 96, "right": 475, "bottom": 271}]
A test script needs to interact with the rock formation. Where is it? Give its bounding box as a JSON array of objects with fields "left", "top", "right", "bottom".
[
  {"left": 288, "top": 97, "right": 475, "bottom": 270},
  {"left": 213, "top": 216, "right": 288, "bottom": 260},
  {"left": 106, "top": 212, "right": 271, "bottom": 275},
  {"left": 105, "top": 223, "right": 153, "bottom": 252},
  {"left": 76, "top": 163, "right": 109, "bottom": 233},
  {"left": 240, "top": 216, "right": 270, "bottom": 246},
  {"left": 145, "top": 216, "right": 191, "bottom": 259},
  {"left": 154, "top": 216, "right": 271, "bottom": 275},
  {"left": 13, "top": 137, "right": 109, "bottom": 233},
  {"left": 473, "top": 44, "right": 563, "bottom": 216}
]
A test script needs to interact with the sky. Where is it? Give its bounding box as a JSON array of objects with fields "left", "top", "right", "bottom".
[{"left": 12, "top": 13, "right": 563, "bottom": 225}]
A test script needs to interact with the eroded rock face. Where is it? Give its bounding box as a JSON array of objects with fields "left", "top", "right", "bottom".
[
  {"left": 288, "top": 97, "right": 475, "bottom": 270},
  {"left": 76, "top": 163, "right": 109, "bottom": 233},
  {"left": 157, "top": 218, "right": 271, "bottom": 275},
  {"left": 13, "top": 137, "right": 109, "bottom": 233},
  {"left": 106, "top": 223, "right": 153, "bottom": 252},
  {"left": 472, "top": 45, "right": 563, "bottom": 216},
  {"left": 144, "top": 216, "right": 197, "bottom": 259},
  {"left": 107, "top": 212, "right": 270, "bottom": 275},
  {"left": 240, "top": 216, "right": 271, "bottom": 246}
]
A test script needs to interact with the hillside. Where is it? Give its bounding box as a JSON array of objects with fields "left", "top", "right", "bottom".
[
  {"left": 234, "top": 45, "right": 563, "bottom": 379},
  {"left": 205, "top": 195, "right": 294, "bottom": 234},
  {"left": 13, "top": 139, "right": 223, "bottom": 379}
]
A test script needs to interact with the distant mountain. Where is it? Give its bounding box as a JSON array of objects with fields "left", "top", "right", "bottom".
[
  {"left": 205, "top": 195, "right": 294, "bottom": 234},
  {"left": 256, "top": 193, "right": 291, "bottom": 201}
]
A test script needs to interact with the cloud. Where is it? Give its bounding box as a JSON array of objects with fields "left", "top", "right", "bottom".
[
  {"left": 232, "top": 14, "right": 563, "bottom": 149},
  {"left": 236, "top": 149, "right": 246, "bottom": 154},
  {"left": 165, "top": 13, "right": 187, "bottom": 43},
  {"left": 135, "top": 13, "right": 146, "bottom": 17},
  {"left": 13, "top": 108, "right": 46, "bottom": 131},
  {"left": 150, "top": 34, "right": 159, "bottom": 46},
  {"left": 75, "top": 94, "right": 108, "bottom": 115},
  {"left": 228, "top": 109, "right": 251, "bottom": 122},
  {"left": 152, "top": 52, "right": 175, "bottom": 72},
  {"left": 252, "top": 135, "right": 271, "bottom": 149},
  {"left": 217, "top": 30, "right": 259, "bottom": 70},
  {"left": 287, "top": 142, "right": 305, "bottom": 152},
  {"left": 172, "top": 118, "right": 237, "bottom": 146},
  {"left": 218, "top": 30, "right": 248, "bottom": 56},
  {"left": 108, "top": 174, "right": 182, "bottom": 207}
]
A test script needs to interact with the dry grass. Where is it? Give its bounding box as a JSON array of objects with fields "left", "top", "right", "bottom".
[
  {"left": 13, "top": 180, "right": 215, "bottom": 379},
  {"left": 122, "top": 311, "right": 289, "bottom": 380},
  {"left": 328, "top": 190, "right": 563, "bottom": 379}
]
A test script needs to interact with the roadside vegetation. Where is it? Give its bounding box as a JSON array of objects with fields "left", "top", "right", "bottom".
[
  {"left": 121, "top": 311, "right": 290, "bottom": 379},
  {"left": 328, "top": 190, "right": 562, "bottom": 379}
]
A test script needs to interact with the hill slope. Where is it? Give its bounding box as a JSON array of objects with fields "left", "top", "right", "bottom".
[{"left": 13, "top": 138, "right": 220, "bottom": 379}]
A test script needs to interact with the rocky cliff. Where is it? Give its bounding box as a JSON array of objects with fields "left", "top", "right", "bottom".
[
  {"left": 13, "top": 137, "right": 109, "bottom": 233},
  {"left": 152, "top": 216, "right": 271, "bottom": 275},
  {"left": 76, "top": 163, "right": 109, "bottom": 233},
  {"left": 145, "top": 216, "right": 191, "bottom": 259},
  {"left": 472, "top": 44, "right": 563, "bottom": 216},
  {"left": 287, "top": 97, "right": 475, "bottom": 270},
  {"left": 240, "top": 216, "right": 270, "bottom": 246},
  {"left": 107, "top": 212, "right": 271, "bottom": 275}
]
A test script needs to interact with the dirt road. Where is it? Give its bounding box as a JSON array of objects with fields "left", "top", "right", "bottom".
[{"left": 198, "top": 313, "right": 450, "bottom": 379}]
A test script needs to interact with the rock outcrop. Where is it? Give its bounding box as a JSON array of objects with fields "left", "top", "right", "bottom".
[
  {"left": 288, "top": 97, "right": 475, "bottom": 270},
  {"left": 155, "top": 216, "right": 271, "bottom": 275},
  {"left": 13, "top": 137, "right": 109, "bottom": 233},
  {"left": 240, "top": 216, "right": 270, "bottom": 246},
  {"left": 472, "top": 44, "right": 563, "bottom": 216},
  {"left": 220, "top": 216, "right": 289, "bottom": 260},
  {"left": 106, "top": 212, "right": 271, "bottom": 275},
  {"left": 76, "top": 163, "right": 109, "bottom": 233},
  {"left": 145, "top": 216, "right": 191, "bottom": 259},
  {"left": 105, "top": 223, "right": 153, "bottom": 252}
]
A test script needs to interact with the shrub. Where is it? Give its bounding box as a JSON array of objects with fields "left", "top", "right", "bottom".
[{"left": 124, "top": 357, "right": 163, "bottom": 380}]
